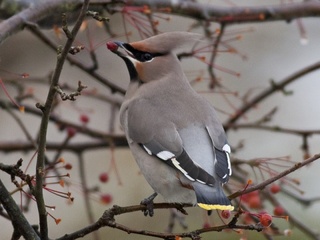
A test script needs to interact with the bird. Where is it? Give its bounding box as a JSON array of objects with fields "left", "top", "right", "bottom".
[{"left": 106, "top": 32, "right": 233, "bottom": 216}]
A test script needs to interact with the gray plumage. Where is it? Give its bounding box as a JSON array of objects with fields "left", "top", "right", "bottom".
[{"left": 107, "top": 32, "right": 233, "bottom": 211}]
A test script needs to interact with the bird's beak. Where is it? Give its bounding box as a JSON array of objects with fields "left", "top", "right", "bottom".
[{"left": 106, "top": 41, "right": 134, "bottom": 59}]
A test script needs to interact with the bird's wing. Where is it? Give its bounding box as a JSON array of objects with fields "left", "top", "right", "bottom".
[
  {"left": 125, "top": 98, "right": 219, "bottom": 186},
  {"left": 205, "top": 111, "right": 232, "bottom": 184},
  {"left": 178, "top": 124, "right": 232, "bottom": 185}
]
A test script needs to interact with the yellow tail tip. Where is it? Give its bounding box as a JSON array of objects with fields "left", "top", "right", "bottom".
[{"left": 197, "top": 203, "right": 234, "bottom": 211}]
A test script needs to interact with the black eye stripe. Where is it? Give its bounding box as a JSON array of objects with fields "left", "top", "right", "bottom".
[
  {"left": 123, "top": 43, "right": 164, "bottom": 62},
  {"left": 135, "top": 52, "right": 153, "bottom": 62}
]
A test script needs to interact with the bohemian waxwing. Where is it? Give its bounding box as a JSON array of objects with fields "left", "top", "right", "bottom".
[{"left": 107, "top": 32, "right": 233, "bottom": 215}]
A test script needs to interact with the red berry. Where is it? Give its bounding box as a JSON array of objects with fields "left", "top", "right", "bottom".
[
  {"left": 80, "top": 114, "right": 89, "bottom": 124},
  {"left": 66, "top": 127, "right": 77, "bottom": 138},
  {"left": 273, "top": 206, "right": 285, "bottom": 216},
  {"left": 65, "top": 163, "right": 73, "bottom": 170},
  {"left": 270, "top": 184, "right": 281, "bottom": 194},
  {"left": 99, "top": 172, "right": 109, "bottom": 183},
  {"left": 259, "top": 213, "right": 272, "bottom": 227},
  {"left": 106, "top": 41, "right": 119, "bottom": 52},
  {"left": 242, "top": 190, "right": 258, "bottom": 203},
  {"left": 248, "top": 195, "right": 262, "bottom": 209},
  {"left": 100, "top": 193, "right": 113, "bottom": 204},
  {"left": 221, "top": 210, "right": 231, "bottom": 219}
]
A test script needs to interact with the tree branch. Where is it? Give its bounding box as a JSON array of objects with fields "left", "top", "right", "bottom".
[
  {"left": 3, "top": 0, "right": 320, "bottom": 46},
  {"left": 228, "top": 123, "right": 320, "bottom": 137},
  {"left": 225, "top": 60, "right": 320, "bottom": 127},
  {"left": 0, "top": 179, "right": 40, "bottom": 240},
  {"left": 0, "top": 0, "right": 80, "bottom": 44},
  {"left": 264, "top": 190, "right": 320, "bottom": 239},
  {"left": 0, "top": 140, "right": 128, "bottom": 153},
  {"left": 33, "top": 1, "right": 90, "bottom": 239},
  {"left": 56, "top": 203, "right": 263, "bottom": 240},
  {"left": 122, "top": 0, "right": 320, "bottom": 24},
  {"left": 229, "top": 153, "right": 320, "bottom": 199},
  {"left": 26, "top": 24, "right": 126, "bottom": 94},
  {"left": 0, "top": 100, "right": 125, "bottom": 143}
]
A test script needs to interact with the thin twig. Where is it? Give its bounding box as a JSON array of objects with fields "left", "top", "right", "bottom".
[
  {"left": 228, "top": 123, "right": 320, "bottom": 136},
  {"left": 229, "top": 153, "right": 320, "bottom": 199},
  {"left": 208, "top": 24, "right": 225, "bottom": 88},
  {"left": 225, "top": 60, "right": 320, "bottom": 127},
  {"left": 264, "top": 190, "right": 320, "bottom": 239},
  {"left": 112, "top": 0, "right": 320, "bottom": 24},
  {"left": 0, "top": 100, "right": 127, "bottom": 144},
  {"left": 0, "top": 179, "right": 40, "bottom": 240},
  {"left": 77, "top": 152, "right": 100, "bottom": 240},
  {"left": 26, "top": 24, "right": 126, "bottom": 94},
  {"left": 33, "top": 1, "right": 90, "bottom": 239},
  {"left": 55, "top": 81, "right": 88, "bottom": 101},
  {"left": 56, "top": 203, "right": 263, "bottom": 240}
]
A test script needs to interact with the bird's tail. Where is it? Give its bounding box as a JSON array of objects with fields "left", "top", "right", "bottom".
[{"left": 193, "top": 184, "right": 234, "bottom": 211}]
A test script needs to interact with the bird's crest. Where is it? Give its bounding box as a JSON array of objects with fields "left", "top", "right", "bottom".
[{"left": 130, "top": 31, "right": 204, "bottom": 54}]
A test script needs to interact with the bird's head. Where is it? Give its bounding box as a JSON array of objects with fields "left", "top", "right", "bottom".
[{"left": 106, "top": 32, "right": 202, "bottom": 83}]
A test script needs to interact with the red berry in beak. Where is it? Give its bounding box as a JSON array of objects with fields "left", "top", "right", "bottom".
[{"left": 106, "top": 41, "right": 118, "bottom": 52}]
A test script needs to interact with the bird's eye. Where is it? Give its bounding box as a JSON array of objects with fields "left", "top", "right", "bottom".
[{"left": 142, "top": 53, "right": 153, "bottom": 62}]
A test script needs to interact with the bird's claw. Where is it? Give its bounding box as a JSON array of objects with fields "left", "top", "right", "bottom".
[
  {"left": 140, "top": 192, "right": 158, "bottom": 217},
  {"left": 141, "top": 198, "right": 154, "bottom": 217}
]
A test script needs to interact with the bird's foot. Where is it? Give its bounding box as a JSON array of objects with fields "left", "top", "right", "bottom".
[
  {"left": 166, "top": 208, "right": 188, "bottom": 233},
  {"left": 140, "top": 192, "right": 158, "bottom": 217}
]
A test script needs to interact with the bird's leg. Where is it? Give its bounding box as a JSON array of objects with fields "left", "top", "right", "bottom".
[
  {"left": 140, "top": 192, "right": 158, "bottom": 217},
  {"left": 165, "top": 208, "right": 188, "bottom": 233}
]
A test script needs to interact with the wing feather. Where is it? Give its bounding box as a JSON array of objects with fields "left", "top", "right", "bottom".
[{"left": 124, "top": 98, "right": 231, "bottom": 187}]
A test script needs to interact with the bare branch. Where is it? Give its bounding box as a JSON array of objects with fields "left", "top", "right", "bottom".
[
  {"left": 120, "top": 0, "right": 320, "bottom": 24},
  {"left": 56, "top": 203, "right": 263, "bottom": 240},
  {"left": 0, "top": 0, "right": 80, "bottom": 44},
  {"left": 264, "top": 190, "right": 320, "bottom": 239},
  {"left": 33, "top": 1, "right": 90, "bottom": 239},
  {"left": 0, "top": 179, "right": 40, "bottom": 240},
  {"left": 55, "top": 81, "right": 88, "bottom": 101},
  {"left": 228, "top": 124, "right": 320, "bottom": 137},
  {"left": 229, "top": 153, "right": 320, "bottom": 199},
  {"left": 225, "top": 60, "right": 320, "bottom": 127},
  {"left": 26, "top": 24, "right": 126, "bottom": 94}
]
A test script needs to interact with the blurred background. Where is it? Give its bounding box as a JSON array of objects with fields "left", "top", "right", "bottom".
[{"left": 1, "top": 0, "right": 320, "bottom": 239}]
